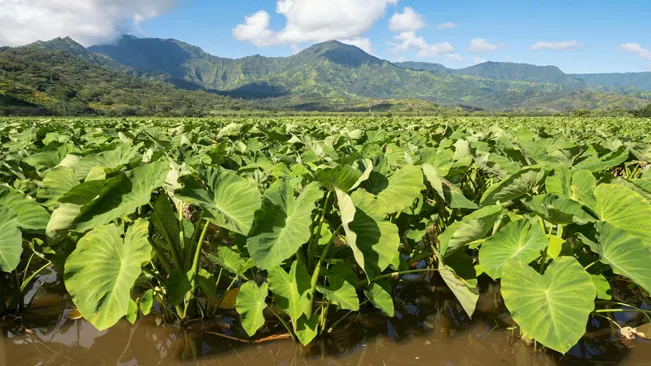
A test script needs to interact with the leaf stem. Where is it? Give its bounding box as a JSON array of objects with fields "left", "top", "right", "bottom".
[
  {"left": 308, "top": 191, "right": 333, "bottom": 270},
  {"left": 306, "top": 224, "right": 342, "bottom": 318},
  {"left": 191, "top": 220, "right": 211, "bottom": 276},
  {"left": 326, "top": 300, "right": 369, "bottom": 334},
  {"left": 148, "top": 238, "right": 174, "bottom": 274},
  {"left": 584, "top": 261, "right": 597, "bottom": 271},
  {"left": 267, "top": 307, "right": 296, "bottom": 341},
  {"left": 20, "top": 262, "right": 51, "bottom": 293},
  {"left": 594, "top": 308, "right": 651, "bottom": 314}
]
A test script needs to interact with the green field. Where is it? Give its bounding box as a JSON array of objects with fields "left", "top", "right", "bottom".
[{"left": 1, "top": 116, "right": 651, "bottom": 354}]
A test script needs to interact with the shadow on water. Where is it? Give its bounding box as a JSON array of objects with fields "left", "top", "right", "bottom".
[{"left": 1, "top": 276, "right": 650, "bottom": 366}]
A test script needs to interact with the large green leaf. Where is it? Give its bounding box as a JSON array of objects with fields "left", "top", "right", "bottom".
[
  {"left": 364, "top": 282, "right": 394, "bottom": 316},
  {"left": 438, "top": 205, "right": 503, "bottom": 256},
  {"left": 479, "top": 220, "right": 547, "bottom": 279},
  {"left": 594, "top": 184, "right": 651, "bottom": 241},
  {"left": 480, "top": 167, "right": 544, "bottom": 206},
  {"left": 64, "top": 220, "right": 152, "bottom": 330},
  {"left": 438, "top": 263, "right": 479, "bottom": 318},
  {"left": 0, "top": 186, "right": 50, "bottom": 233},
  {"left": 316, "top": 274, "right": 359, "bottom": 311},
  {"left": 176, "top": 167, "right": 261, "bottom": 235},
  {"left": 36, "top": 167, "right": 79, "bottom": 209},
  {"left": 501, "top": 257, "right": 596, "bottom": 354},
  {"left": 589, "top": 223, "right": 651, "bottom": 293},
  {"left": 73, "top": 161, "right": 169, "bottom": 232},
  {"left": 247, "top": 181, "right": 322, "bottom": 269},
  {"left": 0, "top": 207, "right": 23, "bottom": 272},
  {"left": 207, "top": 246, "right": 252, "bottom": 276},
  {"left": 337, "top": 188, "right": 400, "bottom": 279},
  {"left": 267, "top": 261, "right": 311, "bottom": 322},
  {"left": 570, "top": 170, "right": 596, "bottom": 209},
  {"left": 294, "top": 315, "right": 319, "bottom": 346},
  {"left": 357, "top": 165, "right": 424, "bottom": 217},
  {"left": 523, "top": 195, "right": 596, "bottom": 225},
  {"left": 235, "top": 281, "right": 268, "bottom": 337}
]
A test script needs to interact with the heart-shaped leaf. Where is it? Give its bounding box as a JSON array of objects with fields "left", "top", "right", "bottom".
[
  {"left": 247, "top": 181, "right": 323, "bottom": 269},
  {"left": 594, "top": 184, "right": 651, "bottom": 241},
  {"left": 479, "top": 220, "right": 547, "bottom": 279},
  {"left": 64, "top": 219, "right": 152, "bottom": 330},
  {"left": 267, "top": 261, "right": 312, "bottom": 322},
  {"left": 176, "top": 167, "right": 261, "bottom": 236},
  {"left": 0, "top": 207, "right": 23, "bottom": 272},
  {"left": 0, "top": 186, "right": 50, "bottom": 233},
  {"left": 235, "top": 281, "right": 268, "bottom": 337},
  {"left": 501, "top": 257, "right": 596, "bottom": 354}
]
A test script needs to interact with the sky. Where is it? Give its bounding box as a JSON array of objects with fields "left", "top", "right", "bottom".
[{"left": 0, "top": 0, "right": 650, "bottom": 74}]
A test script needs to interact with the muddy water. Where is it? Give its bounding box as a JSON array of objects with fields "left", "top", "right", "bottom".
[{"left": 3, "top": 296, "right": 650, "bottom": 366}]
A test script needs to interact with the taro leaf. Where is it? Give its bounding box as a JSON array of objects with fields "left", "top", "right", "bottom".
[
  {"left": 594, "top": 184, "right": 651, "bottom": 242},
  {"left": 167, "top": 269, "right": 192, "bottom": 306},
  {"left": 126, "top": 299, "right": 138, "bottom": 324},
  {"left": 501, "top": 257, "right": 596, "bottom": 354},
  {"left": 316, "top": 160, "right": 371, "bottom": 192},
  {"left": 479, "top": 220, "right": 547, "bottom": 280},
  {"left": 151, "top": 193, "right": 181, "bottom": 251},
  {"left": 73, "top": 143, "right": 142, "bottom": 180},
  {"left": 207, "top": 246, "right": 252, "bottom": 277},
  {"left": 356, "top": 165, "right": 424, "bottom": 217},
  {"left": 73, "top": 161, "right": 169, "bottom": 232},
  {"left": 0, "top": 207, "right": 23, "bottom": 272},
  {"left": 316, "top": 274, "right": 359, "bottom": 311},
  {"left": 176, "top": 167, "right": 261, "bottom": 236},
  {"left": 36, "top": 167, "right": 79, "bottom": 209},
  {"left": 590, "top": 274, "right": 612, "bottom": 300},
  {"left": 575, "top": 147, "right": 629, "bottom": 172},
  {"left": 235, "top": 281, "right": 268, "bottom": 337},
  {"left": 196, "top": 269, "right": 217, "bottom": 300},
  {"left": 442, "top": 180, "right": 478, "bottom": 209},
  {"left": 337, "top": 188, "right": 400, "bottom": 279},
  {"left": 545, "top": 166, "right": 571, "bottom": 197},
  {"left": 64, "top": 220, "right": 152, "bottom": 331},
  {"left": 23, "top": 146, "right": 71, "bottom": 173},
  {"left": 267, "top": 260, "right": 311, "bottom": 322},
  {"left": 570, "top": 170, "right": 597, "bottom": 209},
  {"left": 438, "top": 264, "right": 479, "bottom": 318},
  {"left": 295, "top": 314, "right": 319, "bottom": 345},
  {"left": 522, "top": 195, "right": 596, "bottom": 225},
  {"left": 589, "top": 223, "right": 651, "bottom": 294},
  {"left": 247, "top": 181, "right": 323, "bottom": 269},
  {"left": 438, "top": 205, "right": 503, "bottom": 257},
  {"left": 0, "top": 186, "right": 50, "bottom": 233},
  {"left": 365, "top": 282, "right": 394, "bottom": 317},
  {"left": 422, "top": 163, "right": 444, "bottom": 198},
  {"left": 140, "top": 289, "right": 154, "bottom": 316},
  {"left": 480, "top": 167, "right": 544, "bottom": 206}
]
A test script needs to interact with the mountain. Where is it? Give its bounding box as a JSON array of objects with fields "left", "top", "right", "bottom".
[
  {"left": 397, "top": 61, "right": 585, "bottom": 89},
  {"left": 570, "top": 72, "right": 651, "bottom": 91},
  {"left": 3, "top": 35, "right": 650, "bottom": 114},
  {"left": 83, "top": 36, "right": 649, "bottom": 111},
  {"left": 0, "top": 45, "right": 254, "bottom": 116}
]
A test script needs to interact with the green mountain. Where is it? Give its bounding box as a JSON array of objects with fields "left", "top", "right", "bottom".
[
  {"left": 84, "top": 36, "right": 648, "bottom": 111},
  {"left": 3, "top": 35, "right": 650, "bottom": 114},
  {"left": 569, "top": 72, "right": 651, "bottom": 91},
  {"left": 0, "top": 45, "right": 253, "bottom": 116},
  {"left": 397, "top": 61, "right": 585, "bottom": 89}
]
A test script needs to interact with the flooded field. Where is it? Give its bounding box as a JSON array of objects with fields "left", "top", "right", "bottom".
[{"left": 2, "top": 279, "right": 649, "bottom": 366}]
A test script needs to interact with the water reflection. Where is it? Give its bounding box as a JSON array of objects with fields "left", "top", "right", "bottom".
[{"left": 2, "top": 283, "right": 650, "bottom": 365}]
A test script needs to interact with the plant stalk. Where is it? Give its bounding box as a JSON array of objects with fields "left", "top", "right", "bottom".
[{"left": 308, "top": 191, "right": 332, "bottom": 270}]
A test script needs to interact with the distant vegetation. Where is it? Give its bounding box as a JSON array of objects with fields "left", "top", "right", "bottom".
[{"left": 1, "top": 35, "right": 651, "bottom": 116}]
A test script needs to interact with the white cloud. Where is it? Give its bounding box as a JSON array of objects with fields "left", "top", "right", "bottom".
[
  {"left": 468, "top": 38, "right": 502, "bottom": 53},
  {"left": 436, "top": 22, "right": 458, "bottom": 30},
  {"left": 389, "top": 31, "right": 455, "bottom": 58},
  {"left": 530, "top": 41, "right": 582, "bottom": 51},
  {"left": 473, "top": 57, "right": 486, "bottom": 64},
  {"left": 446, "top": 53, "right": 463, "bottom": 62},
  {"left": 0, "top": 0, "right": 178, "bottom": 47},
  {"left": 340, "top": 37, "right": 373, "bottom": 54},
  {"left": 389, "top": 7, "right": 426, "bottom": 32},
  {"left": 619, "top": 43, "right": 651, "bottom": 61},
  {"left": 233, "top": 0, "right": 397, "bottom": 47}
]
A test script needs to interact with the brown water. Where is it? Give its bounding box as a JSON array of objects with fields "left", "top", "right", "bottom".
[{"left": 2, "top": 284, "right": 650, "bottom": 366}]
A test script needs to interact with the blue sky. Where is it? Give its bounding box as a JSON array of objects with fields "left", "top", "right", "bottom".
[{"left": 1, "top": 0, "right": 650, "bottom": 73}]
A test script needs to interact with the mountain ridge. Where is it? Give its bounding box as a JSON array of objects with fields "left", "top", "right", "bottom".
[{"left": 4, "top": 35, "right": 650, "bottom": 114}]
